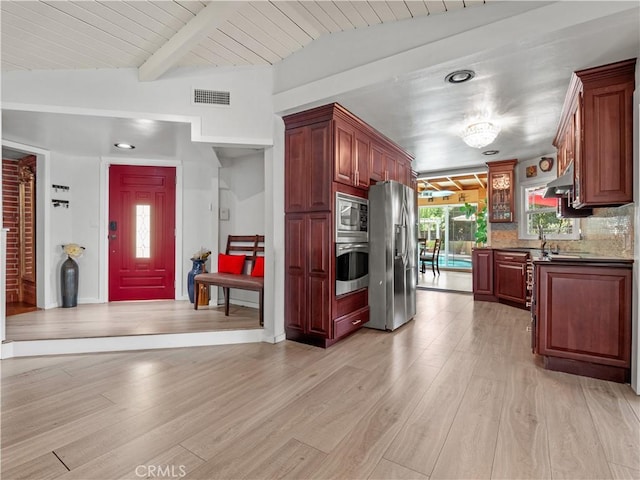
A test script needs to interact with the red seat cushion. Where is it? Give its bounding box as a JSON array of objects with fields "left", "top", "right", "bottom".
[
  {"left": 218, "top": 253, "right": 245, "bottom": 274},
  {"left": 251, "top": 256, "right": 265, "bottom": 277}
]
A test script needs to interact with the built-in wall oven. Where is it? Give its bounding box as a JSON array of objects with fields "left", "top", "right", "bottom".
[
  {"left": 335, "top": 242, "right": 369, "bottom": 296},
  {"left": 335, "top": 192, "right": 369, "bottom": 296}
]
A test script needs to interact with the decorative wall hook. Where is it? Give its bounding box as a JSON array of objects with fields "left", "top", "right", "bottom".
[
  {"left": 52, "top": 199, "right": 69, "bottom": 208},
  {"left": 52, "top": 184, "right": 70, "bottom": 192}
]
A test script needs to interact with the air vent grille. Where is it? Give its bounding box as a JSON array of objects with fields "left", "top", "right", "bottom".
[{"left": 193, "top": 89, "right": 230, "bottom": 106}]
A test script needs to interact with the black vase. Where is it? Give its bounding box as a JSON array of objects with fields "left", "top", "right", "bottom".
[
  {"left": 61, "top": 256, "right": 79, "bottom": 308},
  {"left": 187, "top": 259, "right": 205, "bottom": 303}
]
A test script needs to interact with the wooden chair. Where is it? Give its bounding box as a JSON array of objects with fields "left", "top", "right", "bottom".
[{"left": 420, "top": 239, "right": 441, "bottom": 275}]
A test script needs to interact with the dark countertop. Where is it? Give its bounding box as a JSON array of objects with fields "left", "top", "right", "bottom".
[{"left": 488, "top": 247, "right": 634, "bottom": 265}]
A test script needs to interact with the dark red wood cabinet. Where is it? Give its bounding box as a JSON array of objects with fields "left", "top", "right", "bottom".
[
  {"left": 554, "top": 58, "right": 636, "bottom": 208},
  {"left": 494, "top": 251, "right": 528, "bottom": 305},
  {"left": 534, "top": 261, "right": 632, "bottom": 382},
  {"left": 472, "top": 248, "right": 495, "bottom": 301},
  {"left": 486, "top": 159, "right": 517, "bottom": 223},
  {"left": 284, "top": 122, "right": 332, "bottom": 213},
  {"left": 284, "top": 212, "right": 332, "bottom": 341},
  {"left": 283, "top": 103, "right": 414, "bottom": 347}
]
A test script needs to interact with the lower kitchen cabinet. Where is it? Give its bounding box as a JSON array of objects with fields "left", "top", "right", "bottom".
[
  {"left": 534, "top": 261, "right": 632, "bottom": 383},
  {"left": 285, "top": 212, "right": 369, "bottom": 347},
  {"left": 494, "top": 251, "right": 529, "bottom": 305},
  {"left": 285, "top": 212, "right": 332, "bottom": 343},
  {"left": 472, "top": 248, "right": 495, "bottom": 301},
  {"left": 472, "top": 248, "right": 530, "bottom": 308}
]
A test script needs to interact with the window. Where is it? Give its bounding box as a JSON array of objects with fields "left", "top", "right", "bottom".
[
  {"left": 135, "top": 204, "right": 151, "bottom": 258},
  {"left": 519, "top": 183, "right": 579, "bottom": 240}
]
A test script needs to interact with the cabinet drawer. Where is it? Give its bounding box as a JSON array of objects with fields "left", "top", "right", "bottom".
[
  {"left": 494, "top": 251, "right": 528, "bottom": 263},
  {"left": 334, "top": 306, "right": 369, "bottom": 340},
  {"left": 335, "top": 288, "right": 368, "bottom": 318}
]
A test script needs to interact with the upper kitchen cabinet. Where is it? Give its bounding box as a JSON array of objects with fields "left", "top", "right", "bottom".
[
  {"left": 284, "top": 121, "right": 332, "bottom": 212},
  {"left": 284, "top": 104, "right": 414, "bottom": 194},
  {"left": 487, "top": 159, "right": 517, "bottom": 223},
  {"left": 554, "top": 58, "right": 636, "bottom": 208},
  {"left": 334, "top": 118, "right": 370, "bottom": 190}
]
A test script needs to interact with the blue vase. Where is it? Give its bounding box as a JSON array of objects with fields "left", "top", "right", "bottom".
[
  {"left": 61, "top": 256, "right": 79, "bottom": 308},
  {"left": 187, "top": 259, "right": 205, "bottom": 303}
]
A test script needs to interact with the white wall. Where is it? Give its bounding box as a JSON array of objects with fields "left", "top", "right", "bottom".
[
  {"left": 2, "top": 66, "right": 274, "bottom": 146},
  {"left": 51, "top": 153, "right": 101, "bottom": 304},
  {"left": 216, "top": 151, "right": 266, "bottom": 308}
]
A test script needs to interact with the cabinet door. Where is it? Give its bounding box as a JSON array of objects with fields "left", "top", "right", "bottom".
[
  {"left": 307, "top": 212, "right": 332, "bottom": 336},
  {"left": 536, "top": 265, "right": 631, "bottom": 368},
  {"left": 494, "top": 251, "right": 527, "bottom": 304},
  {"left": 285, "top": 212, "right": 332, "bottom": 338},
  {"left": 472, "top": 249, "right": 494, "bottom": 296},
  {"left": 285, "top": 128, "right": 307, "bottom": 212},
  {"left": 384, "top": 151, "right": 397, "bottom": 181},
  {"left": 285, "top": 123, "right": 331, "bottom": 212},
  {"left": 396, "top": 156, "right": 411, "bottom": 186},
  {"left": 308, "top": 122, "right": 332, "bottom": 211},
  {"left": 579, "top": 81, "right": 634, "bottom": 206},
  {"left": 487, "top": 159, "right": 517, "bottom": 223},
  {"left": 285, "top": 214, "right": 307, "bottom": 334},
  {"left": 334, "top": 120, "right": 356, "bottom": 187},
  {"left": 354, "top": 131, "right": 370, "bottom": 189},
  {"left": 370, "top": 143, "right": 385, "bottom": 181}
]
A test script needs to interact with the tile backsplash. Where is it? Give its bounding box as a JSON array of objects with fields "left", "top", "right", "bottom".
[{"left": 489, "top": 203, "right": 634, "bottom": 258}]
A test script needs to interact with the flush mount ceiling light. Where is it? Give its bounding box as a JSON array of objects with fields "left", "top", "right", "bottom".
[
  {"left": 445, "top": 69, "right": 475, "bottom": 84},
  {"left": 461, "top": 122, "right": 501, "bottom": 149},
  {"left": 482, "top": 149, "right": 500, "bottom": 156},
  {"left": 114, "top": 143, "right": 135, "bottom": 149}
]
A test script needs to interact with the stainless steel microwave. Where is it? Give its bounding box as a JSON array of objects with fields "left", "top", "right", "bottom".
[{"left": 335, "top": 192, "right": 368, "bottom": 243}]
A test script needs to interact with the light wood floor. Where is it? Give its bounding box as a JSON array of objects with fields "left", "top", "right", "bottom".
[
  {"left": 417, "top": 269, "right": 472, "bottom": 293},
  {"left": 2, "top": 290, "right": 639, "bottom": 480},
  {"left": 5, "top": 300, "right": 260, "bottom": 341}
]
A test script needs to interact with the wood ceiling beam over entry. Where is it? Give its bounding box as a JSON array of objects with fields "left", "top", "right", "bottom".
[{"left": 139, "top": 1, "right": 243, "bottom": 82}]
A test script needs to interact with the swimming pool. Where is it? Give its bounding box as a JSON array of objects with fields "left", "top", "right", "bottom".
[{"left": 439, "top": 257, "right": 472, "bottom": 269}]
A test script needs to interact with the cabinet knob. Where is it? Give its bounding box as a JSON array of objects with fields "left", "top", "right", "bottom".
[{"left": 352, "top": 319, "right": 362, "bottom": 325}]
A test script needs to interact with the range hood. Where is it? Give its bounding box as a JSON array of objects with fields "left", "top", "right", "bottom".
[{"left": 543, "top": 162, "right": 573, "bottom": 198}]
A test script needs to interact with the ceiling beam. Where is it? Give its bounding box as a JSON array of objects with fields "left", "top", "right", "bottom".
[
  {"left": 139, "top": 2, "right": 243, "bottom": 82},
  {"left": 474, "top": 173, "right": 485, "bottom": 188},
  {"left": 446, "top": 177, "right": 464, "bottom": 191},
  {"left": 426, "top": 182, "right": 441, "bottom": 191}
]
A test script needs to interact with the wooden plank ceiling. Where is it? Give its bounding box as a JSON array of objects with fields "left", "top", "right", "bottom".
[{"left": 1, "top": 1, "right": 486, "bottom": 75}]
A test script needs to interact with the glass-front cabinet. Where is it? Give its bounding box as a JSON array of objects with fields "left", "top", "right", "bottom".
[{"left": 487, "top": 159, "right": 517, "bottom": 223}]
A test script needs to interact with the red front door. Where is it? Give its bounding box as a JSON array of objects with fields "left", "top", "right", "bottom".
[{"left": 108, "top": 165, "right": 176, "bottom": 301}]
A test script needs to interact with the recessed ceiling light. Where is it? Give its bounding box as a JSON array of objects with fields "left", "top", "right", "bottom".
[
  {"left": 445, "top": 69, "right": 475, "bottom": 84},
  {"left": 114, "top": 143, "right": 135, "bottom": 149},
  {"left": 482, "top": 150, "right": 500, "bottom": 156}
]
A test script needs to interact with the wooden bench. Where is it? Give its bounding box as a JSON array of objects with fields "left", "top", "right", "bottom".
[{"left": 193, "top": 235, "right": 264, "bottom": 326}]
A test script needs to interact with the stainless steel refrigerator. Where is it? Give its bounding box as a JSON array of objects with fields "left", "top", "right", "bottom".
[{"left": 366, "top": 180, "right": 417, "bottom": 331}]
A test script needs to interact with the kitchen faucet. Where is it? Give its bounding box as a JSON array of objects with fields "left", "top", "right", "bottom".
[{"left": 538, "top": 225, "right": 548, "bottom": 256}]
